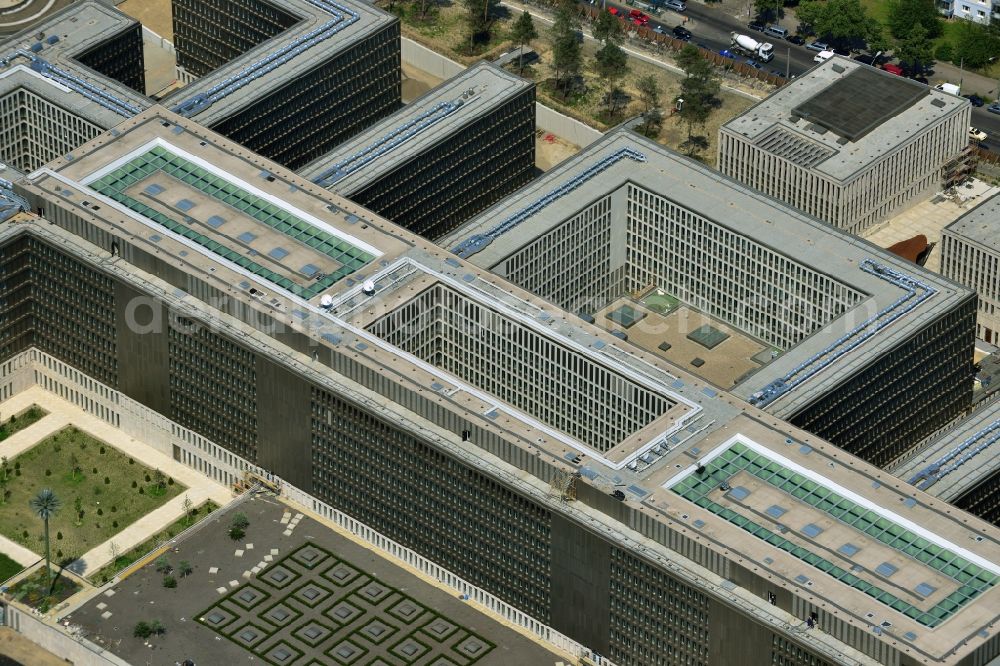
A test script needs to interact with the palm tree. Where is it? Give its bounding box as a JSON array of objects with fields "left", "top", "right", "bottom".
[{"left": 29, "top": 489, "right": 61, "bottom": 588}]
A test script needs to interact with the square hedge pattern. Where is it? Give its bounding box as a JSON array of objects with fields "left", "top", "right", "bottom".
[{"left": 197, "top": 543, "right": 495, "bottom": 665}]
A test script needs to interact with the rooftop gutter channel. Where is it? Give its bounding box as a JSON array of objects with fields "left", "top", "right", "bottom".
[
  {"left": 750, "top": 260, "right": 937, "bottom": 408},
  {"left": 0, "top": 50, "right": 142, "bottom": 117},
  {"left": 312, "top": 96, "right": 468, "bottom": 188},
  {"left": 908, "top": 418, "right": 1000, "bottom": 490},
  {"left": 171, "top": 0, "right": 360, "bottom": 117},
  {"left": 451, "top": 146, "right": 647, "bottom": 258}
]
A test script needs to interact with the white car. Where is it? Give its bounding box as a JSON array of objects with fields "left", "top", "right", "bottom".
[
  {"left": 813, "top": 50, "right": 834, "bottom": 63},
  {"left": 969, "top": 126, "right": 987, "bottom": 143}
]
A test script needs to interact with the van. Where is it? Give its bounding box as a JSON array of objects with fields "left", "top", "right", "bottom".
[
  {"left": 813, "top": 50, "right": 834, "bottom": 63},
  {"left": 764, "top": 25, "right": 788, "bottom": 39}
]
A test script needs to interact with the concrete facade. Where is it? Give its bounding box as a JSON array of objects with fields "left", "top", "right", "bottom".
[
  {"left": 718, "top": 58, "right": 971, "bottom": 235},
  {"left": 940, "top": 193, "right": 1000, "bottom": 345},
  {"left": 444, "top": 128, "right": 976, "bottom": 468},
  {"left": 299, "top": 62, "right": 536, "bottom": 240},
  {"left": 3, "top": 108, "right": 999, "bottom": 666}
]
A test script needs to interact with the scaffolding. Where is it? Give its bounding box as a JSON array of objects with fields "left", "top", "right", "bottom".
[
  {"left": 452, "top": 146, "right": 647, "bottom": 258},
  {"left": 750, "top": 260, "right": 937, "bottom": 408}
]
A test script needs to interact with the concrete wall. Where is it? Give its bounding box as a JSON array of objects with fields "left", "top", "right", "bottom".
[
  {"left": 401, "top": 37, "right": 602, "bottom": 148},
  {"left": 3, "top": 604, "right": 130, "bottom": 666}
]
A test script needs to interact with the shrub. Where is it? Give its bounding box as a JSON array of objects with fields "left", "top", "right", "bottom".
[
  {"left": 44, "top": 469, "right": 51, "bottom": 476},
  {"left": 131, "top": 480, "right": 137, "bottom": 488},
  {"left": 53, "top": 443, "right": 61, "bottom": 453},
  {"left": 228, "top": 526, "right": 245, "bottom": 541},
  {"left": 138, "top": 486, "right": 144, "bottom": 495},
  {"left": 99, "top": 446, "right": 105, "bottom": 454},
  {"left": 92, "top": 467, "right": 97, "bottom": 474},
  {"left": 21, "top": 530, "right": 28, "bottom": 539},
  {"left": 167, "top": 478, "right": 174, "bottom": 486},
  {"left": 154, "top": 557, "right": 172, "bottom": 574},
  {"left": 56, "top": 549, "right": 62, "bottom": 558},
  {"left": 133, "top": 621, "right": 151, "bottom": 638},
  {"left": 150, "top": 619, "right": 165, "bottom": 636},
  {"left": 93, "top": 487, "right": 101, "bottom": 496},
  {"left": 178, "top": 561, "right": 193, "bottom": 577},
  {"left": 128, "top": 458, "right": 134, "bottom": 465},
  {"left": 144, "top": 474, "right": 151, "bottom": 483},
  {"left": 162, "top": 576, "right": 176, "bottom": 589},
  {"left": 13, "top": 461, "right": 18, "bottom": 470},
  {"left": 56, "top": 531, "right": 62, "bottom": 540},
  {"left": 231, "top": 513, "right": 250, "bottom": 531},
  {"left": 13, "top": 469, "right": 19, "bottom": 476},
  {"left": 97, "top": 508, "right": 103, "bottom": 516},
  {"left": 936, "top": 43, "right": 953, "bottom": 61},
  {"left": 104, "top": 477, "right": 110, "bottom": 485},
  {"left": 112, "top": 520, "right": 118, "bottom": 528},
  {"left": 110, "top": 505, "right": 117, "bottom": 513}
]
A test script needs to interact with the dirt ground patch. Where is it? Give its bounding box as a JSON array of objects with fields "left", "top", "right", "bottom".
[
  {"left": 0, "top": 628, "right": 67, "bottom": 666},
  {"left": 402, "top": 63, "right": 443, "bottom": 103},
  {"left": 119, "top": 0, "right": 173, "bottom": 40},
  {"left": 535, "top": 130, "right": 579, "bottom": 170}
]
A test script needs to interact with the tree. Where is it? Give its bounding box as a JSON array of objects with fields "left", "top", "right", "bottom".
[
  {"left": 182, "top": 495, "right": 194, "bottom": 526},
  {"left": 887, "top": 0, "right": 941, "bottom": 40},
  {"left": 895, "top": 24, "right": 935, "bottom": 74},
  {"left": 134, "top": 621, "right": 152, "bottom": 638},
  {"left": 753, "top": 0, "right": 784, "bottom": 22},
  {"left": 593, "top": 10, "right": 624, "bottom": 46},
  {"left": 149, "top": 619, "right": 165, "bottom": 636},
  {"left": 231, "top": 513, "right": 250, "bottom": 531},
  {"left": 595, "top": 43, "right": 629, "bottom": 116},
  {"left": 69, "top": 454, "right": 82, "bottom": 482},
  {"left": 636, "top": 74, "right": 661, "bottom": 114},
  {"left": 29, "top": 489, "right": 61, "bottom": 588},
  {"left": 178, "top": 560, "right": 193, "bottom": 578},
  {"left": 677, "top": 45, "right": 720, "bottom": 157},
  {"left": 229, "top": 526, "right": 245, "bottom": 541},
  {"left": 461, "top": 0, "right": 501, "bottom": 48},
  {"left": 550, "top": 7, "right": 582, "bottom": 98},
  {"left": 0, "top": 457, "right": 8, "bottom": 505},
  {"left": 153, "top": 469, "right": 167, "bottom": 492},
  {"left": 511, "top": 11, "right": 538, "bottom": 75},
  {"left": 155, "top": 555, "right": 173, "bottom": 574},
  {"left": 953, "top": 20, "right": 1000, "bottom": 69},
  {"left": 73, "top": 496, "right": 83, "bottom": 527},
  {"left": 796, "top": 0, "right": 877, "bottom": 49},
  {"left": 109, "top": 540, "right": 120, "bottom": 565}
]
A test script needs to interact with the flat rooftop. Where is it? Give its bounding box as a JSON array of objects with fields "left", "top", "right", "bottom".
[
  {"left": 720, "top": 57, "right": 968, "bottom": 182},
  {"left": 440, "top": 128, "right": 970, "bottom": 419},
  {"left": 162, "top": 0, "right": 395, "bottom": 126},
  {"left": 299, "top": 62, "right": 530, "bottom": 193},
  {"left": 943, "top": 192, "right": 1000, "bottom": 253},
  {"left": 14, "top": 108, "right": 1000, "bottom": 663},
  {"left": 0, "top": 1, "right": 149, "bottom": 122},
  {"left": 891, "top": 398, "right": 1000, "bottom": 503}
]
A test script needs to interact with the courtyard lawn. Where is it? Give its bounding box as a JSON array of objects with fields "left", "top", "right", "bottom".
[
  {"left": 0, "top": 552, "right": 23, "bottom": 582},
  {"left": 0, "top": 405, "right": 46, "bottom": 443},
  {"left": 0, "top": 426, "right": 185, "bottom": 563}
]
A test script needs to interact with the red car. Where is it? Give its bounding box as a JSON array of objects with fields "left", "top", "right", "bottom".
[
  {"left": 882, "top": 63, "right": 904, "bottom": 76},
  {"left": 629, "top": 9, "right": 650, "bottom": 23},
  {"left": 608, "top": 7, "right": 622, "bottom": 15}
]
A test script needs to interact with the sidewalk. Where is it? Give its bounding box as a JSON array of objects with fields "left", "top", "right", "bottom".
[
  {"left": 0, "top": 386, "right": 233, "bottom": 577},
  {"left": 931, "top": 60, "right": 999, "bottom": 98}
]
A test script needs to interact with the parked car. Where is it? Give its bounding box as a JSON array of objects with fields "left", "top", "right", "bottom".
[
  {"left": 764, "top": 25, "right": 789, "bottom": 40},
  {"left": 719, "top": 49, "right": 736, "bottom": 59},
  {"left": 653, "top": 25, "right": 667, "bottom": 35},
  {"left": 853, "top": 53, "right": 877, "bottom": 66},
  {"left": 787, "top": 35, "right": 805, "bottom": 45},
  {"left": 988, "top": 101, "right": 1000, "bottom": 115},
  {"left": 664, "top": 0, "right": 686, "bottom": 12},
  {"left": 744, "top": 59, "right": 762, "bottom": 70},
  {"left": 629, "top": 9, "right": 650, "bottom": 24},
  {"left": 965, "top": 94, "right": 985, "bottom": 107},
  {"left": 672, "top": 25, "right": 692, "bottom": 40},
  {"left": 748, "top": 21, "right": 765, "bottom": 32},
  {"left": 806, "top": 40, "right": 828, "bottom": 52},
  {"left": 813, "top": 50, "right": 834, "bottom": 63},
  {"left": 882, "top": 63, "right": 904, "bottom": 76},
  {"left": 608, "top": 6, "right": 623, "bottom": 16}
]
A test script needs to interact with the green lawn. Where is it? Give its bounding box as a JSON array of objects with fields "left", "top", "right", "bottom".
[
  {"left": 0, "top": 405, "right": 47, "bottom": 443},
  {"left": 0, "top": 426, "right": 185, "bottom": 563},
  {"left": 89, "top": 500, "right": 220, "bottom": 584},
  {"left": 860, "top": 0, "right": 891, "bottom": 25},
  {"left": 0, "top": 552, "right": 23, "bottom": 583}
]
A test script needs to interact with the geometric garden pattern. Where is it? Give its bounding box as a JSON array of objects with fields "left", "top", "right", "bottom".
[{"left": 197, "top": 543, "right": 495, "bottom": 666}]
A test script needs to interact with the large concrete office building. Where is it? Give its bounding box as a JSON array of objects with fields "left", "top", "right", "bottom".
[
  {"left": 0, "top": 2, "right": 150, "bottom": 177},
  {"left": 940, "top": 193, "right": 1000, "bottom": 346},
  {"left": 0, "top": 0, "right": 401, "bottom": 174},
  {"left": 891, "top": 397, "right": 1000, "bottom": 526},
  {"left": 718, "top": 58, "right": 970, "bottom": 235},
  {"left": 4, "top": 107, "right": 1000, "bottom": 666},
  {"left": 442, "top": 128, "right": 976, "bottom": 469},
  {"left": 299, "top": 62, "right": 536, "bottom": 241}
]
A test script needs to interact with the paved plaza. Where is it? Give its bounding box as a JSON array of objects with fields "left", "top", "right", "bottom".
[{"left": 65, "top": 495, "right": 563, "bottom": 666}]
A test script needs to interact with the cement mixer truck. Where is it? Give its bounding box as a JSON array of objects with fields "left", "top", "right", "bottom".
[{"left": 730, "top": 32, "right": 774, "bottom": 62}]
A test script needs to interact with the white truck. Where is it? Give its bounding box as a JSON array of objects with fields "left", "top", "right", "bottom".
[{"left": 730, "top": 32, "right": 774, "bottom": 62}]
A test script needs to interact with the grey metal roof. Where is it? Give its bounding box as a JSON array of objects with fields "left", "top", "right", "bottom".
[
  {"left": 943, "top": 192, "right": 1000, "bottom": 254},
  {"left": 720, "top": 57, "right": 969, "bottom": 182},
  {"left": 298, "top": 62, "right": 531, "bottom": 194},
  {"left": 442, "top": 127, "right": 971, "bottom": 417}
]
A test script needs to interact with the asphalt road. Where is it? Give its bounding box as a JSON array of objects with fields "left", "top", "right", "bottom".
[{"left": 602, "top": 0, "right": 1000, "bottom": 142}]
